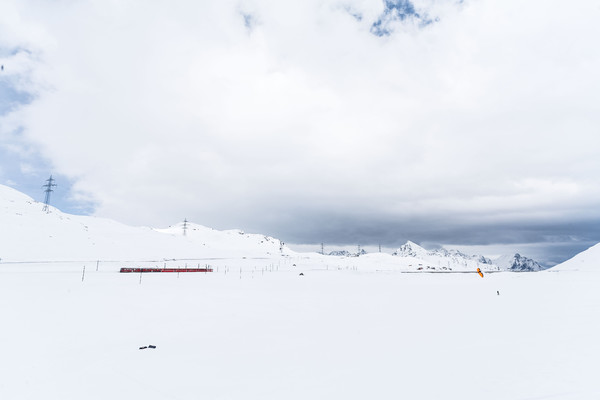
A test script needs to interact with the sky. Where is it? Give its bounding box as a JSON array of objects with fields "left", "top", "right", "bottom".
[{"left": 1, "top": 0, "right": 599, "bottom": 266}]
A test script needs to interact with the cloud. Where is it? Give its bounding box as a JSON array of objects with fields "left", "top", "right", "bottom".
[{"left": 1, "top": 0, "right": 600, "bottom": 264}]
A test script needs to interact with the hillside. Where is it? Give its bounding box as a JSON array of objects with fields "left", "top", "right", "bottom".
[
  {"left": 0, "top": 184, "right": 289, "bottom": 262},
  {"left": 551, "top": 242, "right": 600, "bottom": 271},
  {"left": 1, "top": 184, "right": 547, "bottom": 271}
]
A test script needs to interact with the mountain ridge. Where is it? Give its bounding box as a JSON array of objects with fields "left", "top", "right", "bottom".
[
  {"left": 391, "top": 241, "right": 545, "bottom": 272},
  {"left": 0, "top": 184, "right": 551, "bottom": 271}
]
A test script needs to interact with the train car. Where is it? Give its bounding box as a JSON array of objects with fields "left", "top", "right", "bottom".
[{"left": 120, "top": 267, "right": 213, "bottom": 273}]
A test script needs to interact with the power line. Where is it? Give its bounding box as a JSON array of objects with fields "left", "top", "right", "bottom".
[{"left": 42, "top": 175, "right": 57, "bottom": 213}]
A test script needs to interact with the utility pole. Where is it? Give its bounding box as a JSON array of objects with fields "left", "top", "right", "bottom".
[
  {"left": 42, "top": 175, "right": 57, "bottom": 213},
  {"left": 321, "top": 243, "right": 324, "bottom": 255},
  {"left": 183, "top": 218, "right": 188, "bottom": 236}
]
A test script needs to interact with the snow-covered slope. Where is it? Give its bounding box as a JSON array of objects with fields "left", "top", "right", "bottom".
[
  {"left": 0, "top": 184, "right": 290, "bottom": 262},
  {"left": 551, "top": 242, "right": 600, "bottom": 271}
]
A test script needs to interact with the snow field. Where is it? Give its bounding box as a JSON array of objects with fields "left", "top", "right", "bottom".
[{"left": 1, "top": 260, "right": 599, "bottom": 400}]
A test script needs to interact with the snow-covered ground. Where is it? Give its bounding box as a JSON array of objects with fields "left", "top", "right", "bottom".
[
  {"left": 1, "top": 260, "right": 599, "bottom": 399},
  {"left": 2, "top": 183, "right": 600, "bottom": 399}
]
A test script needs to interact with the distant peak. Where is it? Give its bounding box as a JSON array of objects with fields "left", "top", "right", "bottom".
[
  {"left": 393, "top": 241, "right": 427, "bottom": 257},
  {"left": 495, "top": 253, "right": 546, "bottom": 272}
]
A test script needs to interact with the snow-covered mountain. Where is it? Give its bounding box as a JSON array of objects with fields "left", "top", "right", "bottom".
[
  {"left": 494, "top": 253, "right": 545, "bottom": 272},
  {"left": 0, "top": 184, "right": 549, "bottom": 272},
  {"left": 392, "top": 241, "right": 545, "bottom": 272},
  {"left": 328, "top": 249, "right": 367, "bottom": 257},
  {"left": 0, "top": 184, "right": 291, "bottom": 262},
  {"left": 391, "top": 241, "right": 499, "bottom": 271},
  {"left": 328, "top": 250, "right": 352, "bottom": 257},
  {"left": 551, "top": 242, "right": 600, "bottom": 271}
]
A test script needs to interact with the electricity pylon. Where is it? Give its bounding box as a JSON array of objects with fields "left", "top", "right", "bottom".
[{"left": 42, "top": 175, "right": 57, "bottom": 213}]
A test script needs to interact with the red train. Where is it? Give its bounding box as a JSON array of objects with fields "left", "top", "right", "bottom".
[{"left": 120, "top": 267, "right": 213, "bottom": 273}]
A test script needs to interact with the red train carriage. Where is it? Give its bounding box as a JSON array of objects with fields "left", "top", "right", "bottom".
[{"left": 120, "top": 267, "right": 213, "bottom": 273}]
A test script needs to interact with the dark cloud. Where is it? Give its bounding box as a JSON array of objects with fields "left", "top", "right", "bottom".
[{"left": 249, "top": 210, "right": 600, "bottom": 267}]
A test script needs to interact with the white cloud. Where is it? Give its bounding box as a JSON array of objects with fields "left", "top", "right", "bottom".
[{"left": 1, "top": 0, "right": 600, "bottom": 257}]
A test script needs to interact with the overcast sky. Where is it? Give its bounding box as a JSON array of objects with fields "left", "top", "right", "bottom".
[{"left": 1, "top": 0, "right": 599, "bottom": 266}]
